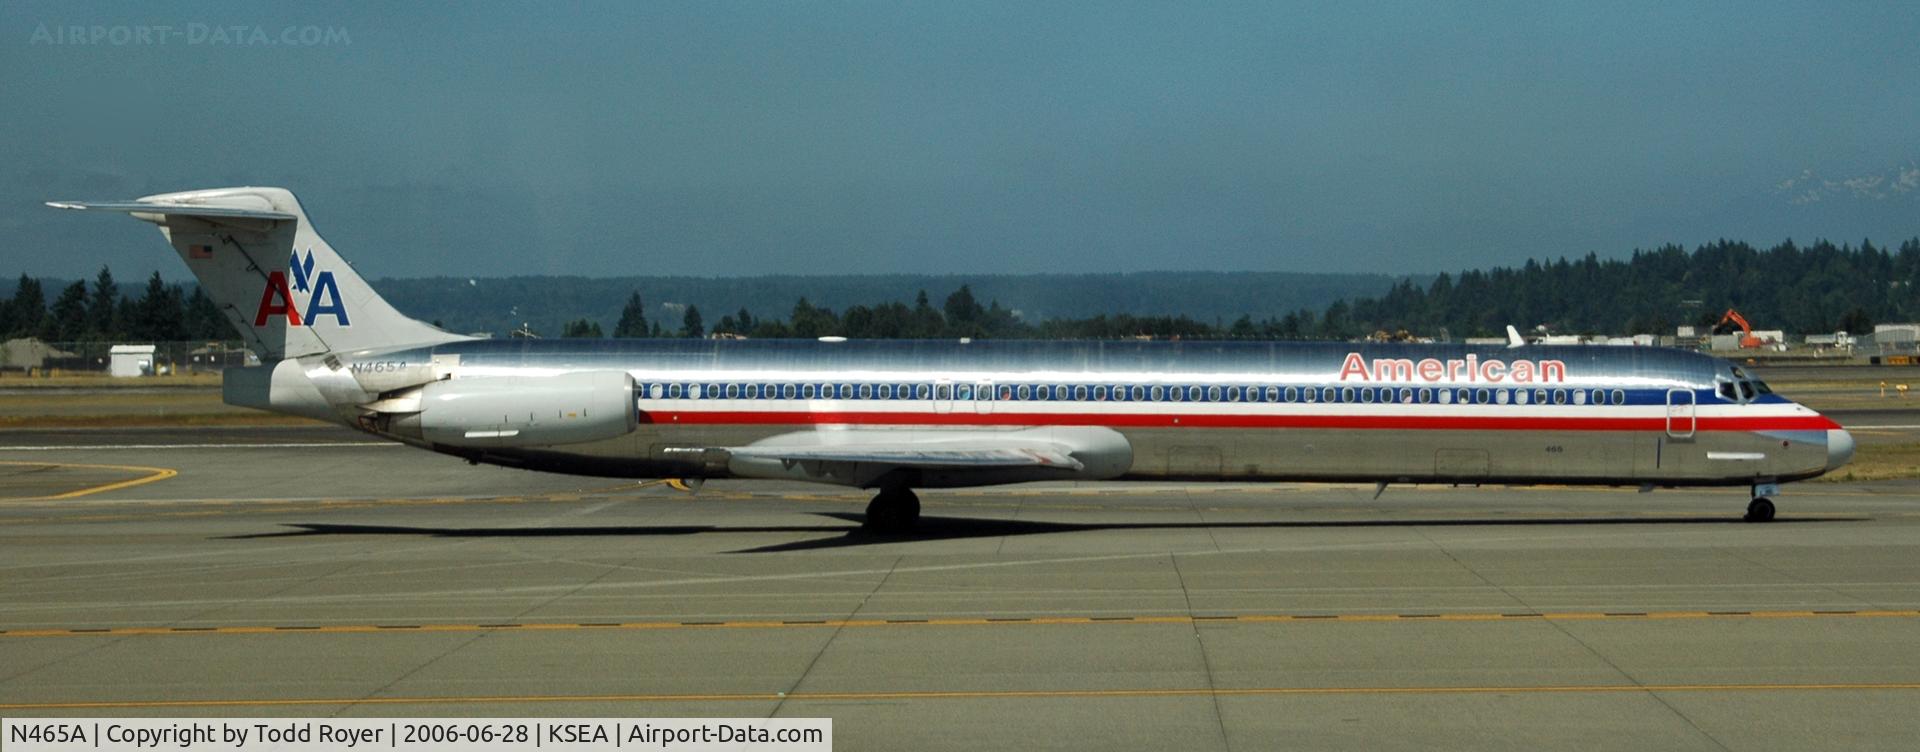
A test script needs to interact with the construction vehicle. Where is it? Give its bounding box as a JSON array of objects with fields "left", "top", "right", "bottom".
[{"left": 1712, "top": 308, "right": 1769, "bottom": 348}]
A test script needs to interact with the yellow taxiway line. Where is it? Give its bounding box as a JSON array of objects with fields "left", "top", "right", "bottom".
[
  {"left": 4, "top": 608, "right": 1914, "bottom": 639},
  {"left": 6, "top": 682, "right": 1919, "bottom": 710},
  {"left": 0, "top": 460, "right": 177, "bottom": 501}
]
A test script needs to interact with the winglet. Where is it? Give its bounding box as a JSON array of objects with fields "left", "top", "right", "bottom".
[{"left": 1505, "top": 325, "right": 1525, "bottom": 349}]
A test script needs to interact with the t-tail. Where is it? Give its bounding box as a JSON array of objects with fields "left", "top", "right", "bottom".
[{"left": 47, "top": 187, "right": 466, "bottom": 359}]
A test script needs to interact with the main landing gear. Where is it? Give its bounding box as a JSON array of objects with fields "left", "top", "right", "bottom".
[
  {"left": 1744, "top": 482, "right": 1780, "bottom": 523},
  {"left": 865, "top": 486, "right": 921, "bottom": 533}
]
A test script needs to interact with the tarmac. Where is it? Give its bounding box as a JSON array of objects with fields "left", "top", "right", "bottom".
[{"left": 2, "top": 425, "right": 1918, "bottom": 750}]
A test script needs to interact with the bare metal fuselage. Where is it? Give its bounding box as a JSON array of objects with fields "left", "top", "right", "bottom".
[{"left": 246, "top": 338, "right": 1850, "bottom": 490}]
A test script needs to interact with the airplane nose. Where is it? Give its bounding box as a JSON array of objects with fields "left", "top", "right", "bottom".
[{"left": 1827, "top": 428, "right": 1855, "bottom": 471}]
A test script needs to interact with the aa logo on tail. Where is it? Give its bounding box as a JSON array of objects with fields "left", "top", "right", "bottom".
[{"left": 255, "top": 248, "right": 350, "bottom": 326}]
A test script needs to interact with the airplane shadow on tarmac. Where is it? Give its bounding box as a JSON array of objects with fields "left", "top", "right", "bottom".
[{"left": 220, "top": 512, "right": 1862, "bottom": 553}]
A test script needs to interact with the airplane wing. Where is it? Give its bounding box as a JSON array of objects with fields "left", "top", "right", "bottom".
[
  {"left": 709, "top": 427, "right": 1128, "bottom": 487},
  {"left": 726, "top": 443, "right": 1084, "bottom": 470}
]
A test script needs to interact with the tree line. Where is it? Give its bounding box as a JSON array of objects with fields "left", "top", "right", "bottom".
[
  {"left": 559, "top": 238, "right": 1920, "bottom": 341},
  {"left": 1344, "top": 238, "right": 1920, "bottom": 339},
  {"left": 9, "top": 236, "right": 1918, "bottom": 344},
  {"left": 0, "top": 268, "right": 229, "bottom": 342}
]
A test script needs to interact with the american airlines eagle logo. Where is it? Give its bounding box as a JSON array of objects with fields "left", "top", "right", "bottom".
[{"left": 254, "top": 248, "right": 349, "bottom": 326}]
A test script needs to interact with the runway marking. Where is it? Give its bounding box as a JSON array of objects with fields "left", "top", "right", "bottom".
[
  {"left": 0, "top": 460, "right": 177, "bottom": 500},
  {"left": 3, "top": 608, "right": 1914, "bottom": 638},
  {"left": 0, "top": 442, "right": 388, "bottom": 451},
  {"left": 6, "top": 682, "right": 1920, "bottom": 710}
]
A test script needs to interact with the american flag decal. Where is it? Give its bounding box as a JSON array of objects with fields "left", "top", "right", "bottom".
[{"left": 188, "top": 244, "right": 213, "bottom": 259}]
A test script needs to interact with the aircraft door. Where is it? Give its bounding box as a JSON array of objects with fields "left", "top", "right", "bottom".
[{"left": 1665, "top": 389, "right": 1696, "bottom": 439}]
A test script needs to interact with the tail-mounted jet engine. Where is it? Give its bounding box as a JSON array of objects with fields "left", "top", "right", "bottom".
[{"left": 365, "top": 371, "right": 638, "bottom": 449}]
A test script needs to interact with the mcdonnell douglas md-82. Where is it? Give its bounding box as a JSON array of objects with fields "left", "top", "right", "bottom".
[{"left": 49, "top": 187, "right": 1854, "bottom": 529}]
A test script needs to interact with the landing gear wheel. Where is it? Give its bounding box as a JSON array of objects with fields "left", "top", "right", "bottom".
[
  {"left": 1745, "top": 497, "right": 1776, "bottom": 523},
  {"left": 864, "top": 487, "right": 921, "bottom": 532}
]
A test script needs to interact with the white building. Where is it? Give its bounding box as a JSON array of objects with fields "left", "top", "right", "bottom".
[{"left": 108, "top": 344, "right": 156, "bottom": 377}]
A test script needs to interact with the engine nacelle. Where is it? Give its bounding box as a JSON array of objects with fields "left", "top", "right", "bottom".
[{"left": 387, "top": 371, "right": 638, "bottom": 448}]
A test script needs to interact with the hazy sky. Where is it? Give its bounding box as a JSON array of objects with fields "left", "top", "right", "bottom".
[{"left": 2, "top": 1, "right": 1916, "bottom": 282}]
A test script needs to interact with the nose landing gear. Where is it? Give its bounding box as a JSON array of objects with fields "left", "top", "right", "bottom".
[{"left": 864, "top": 486, "right": 921, "bottom": 532}]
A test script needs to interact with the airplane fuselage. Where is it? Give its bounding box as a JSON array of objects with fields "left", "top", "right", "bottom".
[{"left": 250, "top": 338, "right": 1852, "bottom": 490}]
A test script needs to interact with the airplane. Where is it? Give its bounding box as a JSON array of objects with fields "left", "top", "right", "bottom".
[{"left": 48, "top": 187, "right": 1854, "bottom": 530}]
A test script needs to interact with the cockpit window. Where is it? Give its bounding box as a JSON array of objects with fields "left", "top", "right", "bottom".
[
  {"left": 1718, "top": 382, "right": 1737, "bottom": 401},
  {"left": 1738, "top": 381, "right": 1755, "bottom": 400},
  {"left": 1754, "top": 380, "right": 1773, "bottom": 394}
]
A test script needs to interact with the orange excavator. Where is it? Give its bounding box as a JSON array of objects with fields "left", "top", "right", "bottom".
[{"left": 1712, "top": 309, "right": 1768, "bottom": 348}]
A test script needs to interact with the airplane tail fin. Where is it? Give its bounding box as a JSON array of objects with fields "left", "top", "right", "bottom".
[{"left": 48, "top": 187, "right": 466, "bottom": 359}]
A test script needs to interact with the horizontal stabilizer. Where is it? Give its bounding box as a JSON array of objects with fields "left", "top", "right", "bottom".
[{"left": 45, "top": 200, "right": 295, "bottom": 222}]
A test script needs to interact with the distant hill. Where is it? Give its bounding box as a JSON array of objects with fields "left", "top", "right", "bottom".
[{"left": 373, "top": 272, "right": 1399, "bottom": 337}]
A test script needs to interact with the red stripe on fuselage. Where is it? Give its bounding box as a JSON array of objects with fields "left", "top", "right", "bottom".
[{"left": 641, "top": 410, "right": 1839, "bottom": 432}]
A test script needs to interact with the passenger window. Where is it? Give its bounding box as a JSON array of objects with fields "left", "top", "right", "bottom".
[
  {"left": 1418, "top": 387, "right": 1431, "bottom": 403},
  {"left": 1322, "top": 387, "right": 1337, "bottom": 403},
  {"left": 784, "top": 384, "right": 798, "bottom": 399},
  {"left": 1613, "top": 389, "right": 1626, "bottom": 404},
  {"left": 1573, "top": 389, "right": 1587, "bottom": 405},
  {"left": 1225, "top": 386, "right": 1240, "bottom": 402},
  {"left": 1170, "top": 386, "right": 1186, "bottom": 402},
  {"left": 648, "top": 384, "right": 664, "bottom": 399},
  {"left": 956, "top": 384, "right": 974, "bottom": 400},
  {"left": 1553, "top": 389, "right": 1567, "bottom": 405},
  {"left": 1495, "top": 389, "right": 1509, "bottom": 405},
  {"left": 1074, "top": 385, "right": 1089, "bottom": 401},
  {"left": 1514, "top": 389, "right": 1529, "bottom": 405},
  {"left": 1302, "top": 386, "right": 1316, "bottom": 403},
  {"left": 1267, "top": 386, "right": 1282, "bottom": 402},
  {"left": 1000, "top": 385, "right": 1015, "bottom": 400},
  {"left": 1208, "top": 386, "right": 1223, "bottom": 402},
  {"left": 1400, "top": 388, "right": 1414, "bottom": 404},
  {"left": 1051, "top": 385, "right": 1067, "bottom": 400},
  {"left": 1017, "top": 384, "right": 1031, "bottom": 400},
  {"left": 725, "top": 383, "right": 741, "bottom": 399},
  {"left": 1341, "top": 387, "right": 1355, "bottom": 403},
  {"left": 1593, "top": 390, "right": 1607, "bottom": 406},
  {"left": 934, "top": 384, "right": 951, "bottom": 400},
  {"left": 667, "top": 383, "right": 683, "bottom": 399},
  {"left": 1093, "top": 385, "right": 1107, "bottom": 401},
  {"left": 858, "top": 383, "right": 873, "bottom": 399},
  {"left": 1112, "top": 385, "right": 1128, "bottom": 402},
  {"left": 1151, "top": 385, "right": 1165, "bottom": 401},
  {"left": 1131, "top": 385, "right": 1146, "bottom": 401},
  {"left": 917, "top": 384, "right": 932, "bottom": 400},
  {"left": 1438, "top": 389, "right": 1454, "bottom": 404},
  {"left": 1359, "top": 388, "right": 1374, "bottom": 404},
  {"left": 801, "top": 384, "right": 816, "bottom": 399},
  {"left": 1187, "top": 386, "right": 1203, "bottom": 401}
]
